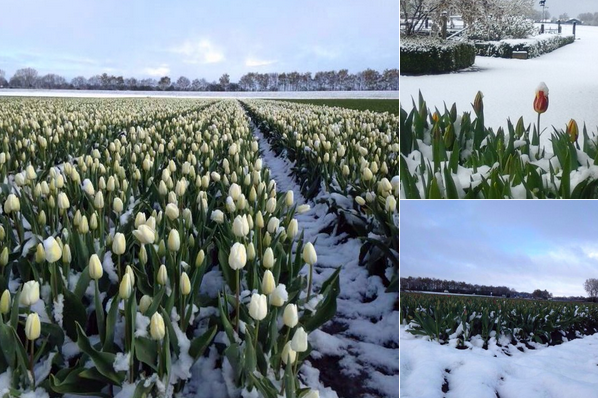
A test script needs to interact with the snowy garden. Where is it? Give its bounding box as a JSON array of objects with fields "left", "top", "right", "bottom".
[{"left": 0, "top": 97, "right": 399, "bottom": 398}]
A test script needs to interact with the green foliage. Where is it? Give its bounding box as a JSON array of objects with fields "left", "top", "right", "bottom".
[{"left": 475, "top": 34, "right": 575, "bottom": 58}]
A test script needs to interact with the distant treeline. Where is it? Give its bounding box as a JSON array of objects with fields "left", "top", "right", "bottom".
[
  {"left": 400, "top": 276, "right": 554, "bottom": 300},
  {"left": 0, "top": 67, "right": 399, "bottom": 92}
]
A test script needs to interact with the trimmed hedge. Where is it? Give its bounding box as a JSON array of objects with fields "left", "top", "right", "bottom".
[
  {"left": 400, "top": 37, "right": 476, "bottom": 75},
  {"left": 475, "top": 34, "right": 575, "bottom": 58}
]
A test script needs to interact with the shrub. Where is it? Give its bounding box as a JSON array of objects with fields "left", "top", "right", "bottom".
[
  {"left": 475, "top": 34, "right": 575, "bottom": 58},
  {"left": 400, "top": 37, "right": 476, "bottom": 75},
  {"left": 468, "top": 15, "right": 537, "bottom": 41}
]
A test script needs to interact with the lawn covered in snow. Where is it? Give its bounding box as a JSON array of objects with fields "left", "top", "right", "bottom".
[
  {"left": 400, "top": 325, "right": 598, "bottom": 398},
  {"left": 400, "top": 24, "right": 598, "bottom": 148}
]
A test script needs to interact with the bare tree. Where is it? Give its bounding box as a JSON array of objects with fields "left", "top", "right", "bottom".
[
  {"left": 584, "top": 278, "right": 598, "bottom": 299},
  {"left": 219, "top": 73, "right": 230, "bottom": 91},
  {"left": 71, "top": 76, "right": 88, "bottom": 89},
  {"left": 10, "top": 67, "right": 39, "bottom": 88},
  {"left": 176, "top": 76, "right": 190, "bottom": 91},
  {"left": 158, "top": 76, "right": 171, "bottom": 90}
]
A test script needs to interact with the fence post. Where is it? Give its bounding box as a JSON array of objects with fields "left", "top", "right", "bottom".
[
  {"left": 573, "top": 22, "right": 576, "bottom": 38},
  {"left": 540, "top": 24, "right": 544, "bottom": 34},
  {"left": 441, "top": 12, "right": 447, "bottom": 39},
  {"left": 558, "top": 20, "right": 562, "bottom": 34}
]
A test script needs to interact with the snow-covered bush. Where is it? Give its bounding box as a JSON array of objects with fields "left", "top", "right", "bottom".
[
  {"left": 468, "top": 15, "right": 536, "bottom": 41},
  {"left": 400, "top": 36, "right": 476, "bottom": 75},
  {"left": 475, "top": 33, "right": 575, "bottom": 58}
]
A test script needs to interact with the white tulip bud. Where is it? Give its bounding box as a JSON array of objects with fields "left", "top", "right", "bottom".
[
  {"left": 133, "top": 224, "right": 155, "bottom": 245},
  {"left": 281, "top": 341, "right": 297, "bottom": 365},
  {"left": 270, "top": 283, "right": 288, "bottom": 307},
  {"left": 385, "top": 195, "right": 397, "bottom": 212},
  {"left": 303, "top": 242, "right": 317, "bottom": 265},
  {"left": 267, "top": 217, "right": 280, "bottom": 235},
  {"left": 285, "top": 191, "right": 294, "bottom": 207},
  {"left": 291, "top": 326, "right": 308, "bottom": 352},
  {"left": 43, "top": 236, "right": 62, "bottom": 263},
  {"left": 266, "top": 197, "right": 277, "bottom": 214},
  {"left": 139, "top": 295, "right": 152, "bottom": 314},
  {"left": 113, "top": 197, "right": 124, "bottom": 214},
  {"left": 150, "top": 312, "right": 166, "bottom": 340},
  {"left": 211, "top": 209, "right": 225, "bottom": 224},
  {"left": 287, "top": 219, "right": 298, "bottom": 238},
  {"left": 168, "top": 229, "right": 180, "bottom": 252},
  {"left": 248, "top": 293, "right": 268, "bottom": 321},
  {"left": 261, "top": 270, "right": 275, "bottom": 295},
  {"left": 297, "top": 204, "right": 310, "bottom": 214},
  {"left": 57, "top": 192, "right": 70, "bottom": 210},
  {"left": 165, "top": 203, "right": 179, "bottom": 220},
  {"left": 20, "top": 280, "right": 40, "bottom": 306},
  {"left": 180, "top": 272, "right": 191, "bottom": 296},
  {"left": 0, "top": 290, "right": 10, "bottom": 314},
  {"left": 228, "top": 242, "right": 247, "bottom": 270},
  {"left": 157, "top": 264, "right": 168, "bottom": 286},
  {"left": 283, "top": 304, "right": 299, "bottom": 328},
  {"left": 247, "top": 242, "right": 256, "bottom": 261},
  {"left": 89, "top": 254, "right": 103, "bottom": 280},
  {"left": 263, "top": 247, "right": 275, "bottom": 269},
  {"left": 25, "top": 312, "right": 41, "bottom": 341},
  {"left": 119, "top": 273, "right": 133, "bottom": 300},
  {"left": 112, "top": 233, "right": 126, "bottom": 255}
]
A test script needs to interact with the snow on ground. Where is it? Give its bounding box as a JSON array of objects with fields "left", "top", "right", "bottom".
[
  {"left": 0, "top": 89, "right": 399, "bottom": 99},
  {"left": 251, "top": 118, "right": 399, "bottom": 398},
  {"left": 400, "top": 325, "right": 598, "bottom": 398},
  {"left": 400, "top": 24, "right": 598, "bottom": 148}
]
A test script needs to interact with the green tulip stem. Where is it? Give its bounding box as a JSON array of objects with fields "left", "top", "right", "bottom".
[
  {"left": 157, "top": 339, "right": 163, "bottom": 378},
  {"left": 307, "top": 263, "right": 313, "bottom": 303},
  {"left": 29, "top": 339, "right": 35, "bottom": 387},
  {"left": 235, "top": 269, "right": 240, "bottom": 334},
  {"left": 117, "top": 254, "right": 122, "bottom": 280},
  {"left": 180, "top": 294, "right": 186, "bottom": 330},
  {"left": 254, "top": 320, "right": 260, "bottom": 352}
]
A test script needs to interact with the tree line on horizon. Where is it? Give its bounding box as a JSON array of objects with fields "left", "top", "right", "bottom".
[
  {"left": 0, "top": 67, "right": 399, "bottom": 92},
  {"left": 400, "top": 276, "right": 561, "bottom": 300}
]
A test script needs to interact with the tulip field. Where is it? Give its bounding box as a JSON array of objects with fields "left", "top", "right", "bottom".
[{"left": 0, "top": 97, "right": 399, "bottom": 398}]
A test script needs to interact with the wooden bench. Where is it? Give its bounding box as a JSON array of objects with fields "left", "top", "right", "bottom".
[{"left": 512, "top": 51, "right": 528, "bottom": 59}]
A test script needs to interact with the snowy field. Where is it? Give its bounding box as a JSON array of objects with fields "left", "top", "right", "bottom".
[
  {"left": 400, "top": 24, "right": 598, "bottom": 147},
  {"left": 400, "top": 325, "right": 598, "bottom": 398},
  {"left": 0, "top": 89, "right": 399, "bottom": 99}
]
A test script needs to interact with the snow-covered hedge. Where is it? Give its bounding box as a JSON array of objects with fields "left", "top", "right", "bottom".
[
  {"left": 475, "top": 33, "right": 575, "bottom": 58},
  {"left": 400, "top": 37, "right": 476, "bottom": 75}
]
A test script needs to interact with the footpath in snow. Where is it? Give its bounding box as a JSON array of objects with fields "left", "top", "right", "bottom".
[
  {"left": 250, "top": 118, "right": 400, "bottom": 398},
  {"left": 400, "top": 326, "right": 598, "bottom": 398},
  {"left": 400, "top": 25, "right": 598, "bottom": 148}
]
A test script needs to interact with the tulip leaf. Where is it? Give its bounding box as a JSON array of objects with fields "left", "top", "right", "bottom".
[
  {"left": 94, "top": 281, "right": 106, "bottom": 345},
  {"left": 133, "top": 377, "right": 156, "bottom": 398},
  {"left": 284, "top": 358, "right": 296, "bottom": 398},
  {"left": 74, "top": 265, "right": 92, "bottom": 300},
  {"left": 160, "top": 308, "right": 179, "bottom": 357},
  {"left": 103, "top": 294, "right": 121, "bottom": 352},
  {"left": 303, "top": 267, "right": 341, "bottom": 333},
  {"left": 63, "top": 288, "right": 87, "bottom": 341},
  {"left": 218, "top": 293, "right": 235, "bottom": 344},
  {"left": 75, "top": 323, "right": 124, "bottom": 385},
  {"left": 0, "top": 323, "right": 15, "bottom": 369},
  {"left": 189, "top": 324, "right": 217, "bottom": 361},
  {"left": 248, "top": 373, "right": 278, "bottom": 398},
  {"left": 135, "top": 336, "right": 158, "bottom": 371},
  {"left": 49, "top": 367, "right": 110, "bottom": 397}
]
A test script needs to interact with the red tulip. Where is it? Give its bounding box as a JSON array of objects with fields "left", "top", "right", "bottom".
[{"left": 534, "top": 82, "right": 549, "bottom": 114}]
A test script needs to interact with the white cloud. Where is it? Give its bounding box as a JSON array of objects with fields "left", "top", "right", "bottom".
[
  {"left": 143, "top": 66, "right": 170, "bottom": 77},
  {"left": 312, "top": 45, "right": 340, "bottom": 59},
  {"left": 171, "top": 39, "right": 224, "bottom": 64},
  {"left": 245, "top": 57, "right": 277, "bottom": 67}
]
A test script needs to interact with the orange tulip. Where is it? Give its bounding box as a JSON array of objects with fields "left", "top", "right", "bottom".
[
  {"left": 566, "top": 119, "right": 579, "bottom": 142},
  {"left": 534, "top": 83, "right": 549, "bottom": 114}
]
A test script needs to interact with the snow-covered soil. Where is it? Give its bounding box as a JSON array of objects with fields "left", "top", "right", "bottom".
[
  {"left": 400, "top": 24, "right": 598, "bottom": 147},
  {"left": 400, "top": 326, "right": 598, "bottom": 398},
  {"left": 251, "top": 122, "right": 399, "bottom": 398},
  {"left": 174, "top": 106, "right": 400, "bottom": 398},
  {"left": 0, "top": 89, "right": 399, "bottom": 99}
]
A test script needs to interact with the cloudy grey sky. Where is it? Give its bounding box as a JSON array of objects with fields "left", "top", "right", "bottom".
[
  {"left": 534, "top": 0, "right": 598, "bottom": 19},
  {"left": 0, "top": 0, "right": 399, "bottom": 82},
  {"left": 401, "top": 201, "right": 598, "bottom": 297}
]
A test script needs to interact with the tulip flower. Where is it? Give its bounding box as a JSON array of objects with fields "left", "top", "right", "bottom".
[
  {"left": 304, "top": 390, "right": 320, "bottom": 398},
  {"left": 119, "top": 273, "right": 133, "bottom": 300},
  {"left": 281, "top": 341, "right": 297, "bottom": 365},
  {"left": 261, "top": 270, "right": 276, "bottom": 295},
  {"left": 25, "top": 312, "right": 41, "bottom": 341},
  {"left": 229, "top": 242, "right": 247, "bottom": 270},
  {"left": 139, "top": 295, "right": 152, "bottom": 314},
  {"left": 211, "top": 209, "right": 225, "bottom": 224},
  {"left": 133, "top": 224, "right": 155, "bottom": 245},
  {"left": 283, "top": 304, "right": 298, "bottom": 328},
  {"left": 150, "top": 312, "right": 166, "bottom": 340},
  {"left": 20, "top": 280, "right": 40, "bottom": 306},
  {"left": 263, "top": 247, "right": 275, "bottom": 269},
  {"left": 167, "top": 229, "right": 180, "bottom": 252},
  {"left": 89, "top": 254, "right": 103, "bottom": 281},
  {"left": 4, "top": 194, "right": 20, "bottom": 214},
  {"left": 113, "top": 197, "right": 124, "bottom": 214},
  {"left": 534, "top": 82, "right": 549, "bottom": 140},
  {"left": 290, "top": 326, "right": 308, "bottom": 352},
  {"left": 113, "top": 233, "right": 126, "bottom": 255},
  {"left": 180, "top": 272, "right": 191, "bottom": 296},
  {"left": 165, "top": 203, "right": 179, "bottom": 220},
  {"left": 157, "top": 264, "right": 168, "bottom": 286},
  {"left": 567, "top": 119, "right": 579, "bottom": 143},
  {"left": 0, "top": 289, "right": 10, "bottom": 315},
  {"left": 270, "top": 283, "right": 288, "bottom": 307},
  {"left": 43, "top": 236, "right": 62, "bottom": 263}
]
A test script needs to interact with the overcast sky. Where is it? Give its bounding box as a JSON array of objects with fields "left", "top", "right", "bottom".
[
  {"left": 400, "top": 201, "right": 598, "bottom": 297},
  {"left": 534, "top": 0, "right": 598, "bottom": 19},
  {"left": 0, "top": 0, "right": 398, "bottom": 82}
]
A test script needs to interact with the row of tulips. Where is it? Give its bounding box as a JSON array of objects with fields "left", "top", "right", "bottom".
[
  {"left": 400, "top": 90, "right": 598, "bottom": 198},
  {"left": 242, "top": 100, "right": 399, "bottom": 291},
  {"left": 0, "top": 97, "right": 338, "bottom": 397},
  {"left": 401, "top": 293, "right": 598, "bottom": 349}
]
